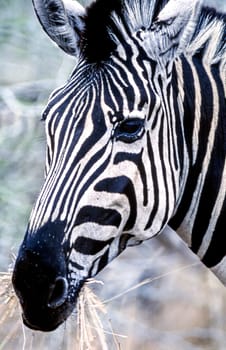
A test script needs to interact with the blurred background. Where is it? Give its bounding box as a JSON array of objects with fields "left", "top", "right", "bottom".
[{"left": 0, "top": 0, "right": 225, "bottom": 349}]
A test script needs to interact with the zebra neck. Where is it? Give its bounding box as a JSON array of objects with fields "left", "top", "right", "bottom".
[{"left": 169, "top": 55, "right": 226, "bottom": 283}]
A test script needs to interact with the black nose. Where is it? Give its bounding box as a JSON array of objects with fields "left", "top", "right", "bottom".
[
  {"left": 11, "top": 222, "right": 79, "bottom": 331},
  {"left": 48, "top": 277, "right": 68, "bottom": 309}
]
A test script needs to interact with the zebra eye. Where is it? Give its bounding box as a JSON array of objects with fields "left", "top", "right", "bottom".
[{"left": 114, "top": 118, "right": 145, "bottom": 143}]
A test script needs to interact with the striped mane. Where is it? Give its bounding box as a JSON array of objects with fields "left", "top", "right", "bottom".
[
  {"left": 83, "top": 0, "right": 226, "bottom": 64},
  {"left": 189, "top": 8, "right": 226, "bottom": 63},
  {"left": 83, "top": 0, "right": 165, "bottom": 62}
]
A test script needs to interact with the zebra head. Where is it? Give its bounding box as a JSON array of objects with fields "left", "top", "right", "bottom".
[{"left": 13, "top": 0, "right": 222, "bottom": 332}]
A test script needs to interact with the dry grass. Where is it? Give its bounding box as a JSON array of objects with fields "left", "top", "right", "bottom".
[
  {"left": 0, "top": 243, "right": 226, "bottom": 349},
  {"left": 0, "top": 272, "right": 121, "bottom": 350},
  {"left": 0, "top": 271, "right": 21, "bottom": 350},
  {"left": 0, "top": 259, "right": 219, "bottom": 350},
  {"left": 0, "top": 272, "right": 17, "bottom": 322},
  {"left": 77, "top": 280, "right": 109, "bottom": 350},
  {"left": 77, "top": 280, "right": 127, "bottom": 350},
  {"left": 0, "top": 1, "right": 226, "bottom": 349}
]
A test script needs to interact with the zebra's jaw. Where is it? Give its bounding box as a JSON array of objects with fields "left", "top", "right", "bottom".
[{"left": 67, "top": 231, "right": 143, "bottom": 282}]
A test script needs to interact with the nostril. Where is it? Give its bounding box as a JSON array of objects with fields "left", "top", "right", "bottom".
[{"left": 48, "top": 277, "right": 68, "bottom": 309}]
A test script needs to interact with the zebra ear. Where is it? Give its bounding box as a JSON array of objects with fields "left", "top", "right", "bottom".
[
  {"left": 144, "top": 0, "right": 203, "bottom": 64},
  {"left": 32, "top": 0, "right": 86, "bottom": 56}
]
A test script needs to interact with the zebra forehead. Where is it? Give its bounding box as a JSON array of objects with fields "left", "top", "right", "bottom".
[{"left": 44, "top": 61, "right": 150, "bottom": 123}]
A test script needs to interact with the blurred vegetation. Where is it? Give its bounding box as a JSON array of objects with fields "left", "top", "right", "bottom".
[
  {"left": 0, "top": 0, "right": 225, "bottom": 349},
  {"left": 0, "top": 0, "right": 78, "bottom": 269}
]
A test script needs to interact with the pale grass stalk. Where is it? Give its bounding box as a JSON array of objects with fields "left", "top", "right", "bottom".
[
  {"left": 103, "top": 262, "right": 200, "bottom": 304},
  {"left": 0, "top": 262, "right": 200, "bottom": 350},
  {"left": 22, "top": 322, "right": 27, "bottom": 350},
  {"left": 0, "top": 320, "right": 21, "bottom": 350},
  {"left": 0, "top": 271, "right": 21, "bottom": 348},
  {"left": 77, "top": 280, "right": 128, "bottom": 350},
  {"left": 0, "top": 270, "right": 113, "bottom": 350},
  {"left": 77, "top": 281, "right": 109, "bottom": 350},
  {"left": 0, "top": 272, "right": 19, "bottom": 323},
  {"left": 88, "top": 325, "right": 127, "bottom": 340},
  {"left": 107, "top": 319, "right": 123, "bottom": 350}
]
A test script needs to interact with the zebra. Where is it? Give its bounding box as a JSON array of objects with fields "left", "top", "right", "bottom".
[{"left": 12, "top": 0, "right": 225, "bottom": 332}]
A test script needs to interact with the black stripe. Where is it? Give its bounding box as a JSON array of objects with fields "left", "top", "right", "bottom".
[
  {"left": 191, "top": 147, "right": 224, "bottom": 254},
  {"left": 73, "top": 236, "right": 113, "bottom": 255},
  {"left": 114, "top": 149, "right": 148, "bottom": 206},
  {"left": 98, "top": 249, "right": 109, "bottom": 272},
  {"left": 169, "top": 56, "right": 211, "bottom": 231},
  {"left": 69, "top": 261, "right": 84, "bottom": 271},
  {"left": 95, "top": 176, "right": 137, "bottom": 231},
  {"left": 54, "top": 144, "right": 108, "bottom": 218},
  {"left": 118, "top": 234, "right": 134, "bottom": 254},
  {"left": 190, "top": 60, "right": 223, "bottom": 253},
  {"left": 193, "top": 64, "right": 226, "bottom": 262},
  {"left": 66, "top": 152, "right": 112, "bottom": 231},
  {"left": 75, "top": 206, "right": 121, "bottom": 227},
  {"left": 202, "top": 198, "right": 226, "bottom": 267},
  {"left": 145, "top": 132, "right": 159, "bottom": 230}
]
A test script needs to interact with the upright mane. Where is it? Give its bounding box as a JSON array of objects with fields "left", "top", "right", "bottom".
[
  {"left": 189, "top": 7, "right": 226, "bottom": 63},
  {"left": 82, "top": 0, "right": 166, "bottom": 62},
  {"left": 82, "top": 0, "right": 226, "bottom": 63}
]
